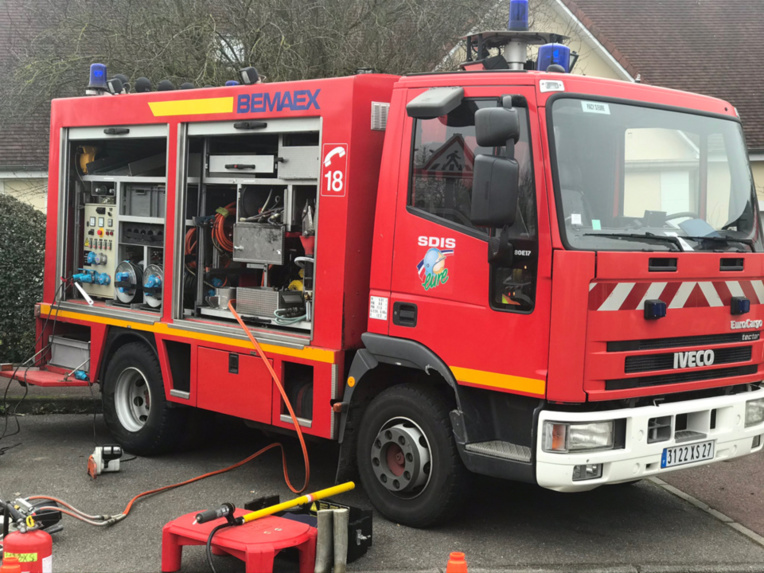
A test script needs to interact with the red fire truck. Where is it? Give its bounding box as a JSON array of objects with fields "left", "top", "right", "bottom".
[{"left": 4, "top": 21, "right": 764, "bottom": 528}]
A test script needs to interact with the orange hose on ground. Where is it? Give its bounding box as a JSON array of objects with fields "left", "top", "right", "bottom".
[
  {"left": 28, "top": 308, "right": 311, "bottom": 519},
  {"left": 227, "top": 300, "right": 310, "bottom": 493},
  {"left": 31, "top": 442, "right": 298, "bottom": 518},
  {"left": 120, "top": 443, "right": 294, "bottom": 516}
]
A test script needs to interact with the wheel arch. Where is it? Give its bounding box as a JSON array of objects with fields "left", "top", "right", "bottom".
[
  {"left": 335, "top": 333, "right": 460, "bottom": 482},
  {"left": 98, "top": 328, "right": 157, "bottom": 384},
  {"left": 341, "top": 333, "right": 460, "bottom": 428}
]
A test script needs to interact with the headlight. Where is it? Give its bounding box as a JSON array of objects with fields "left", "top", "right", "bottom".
[
  {"left": 745, "top": 398, "right": 764, "bottom": 427},
  {"left": 542, "top": 421, "right": 615, "bottom": 453}
]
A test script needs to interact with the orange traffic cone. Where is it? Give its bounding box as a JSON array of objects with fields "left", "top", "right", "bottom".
[
  {"left": 446, "top": 551, "right": 468, "bottom": 573},
  {"left": 0, "top": 555, "right": 22, "bottom": 573}
]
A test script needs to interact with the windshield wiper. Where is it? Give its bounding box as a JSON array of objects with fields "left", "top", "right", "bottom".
[
  {"left": 682, "top": 235, "right": 755, "bottom": 252},
  {"left": 582, "top": 232, "right": 683, "bottom": 251}
]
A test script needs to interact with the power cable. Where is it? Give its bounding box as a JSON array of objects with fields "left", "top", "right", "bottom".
[{"left": 1, "top": 279, "right": 69, "bottom": 444}]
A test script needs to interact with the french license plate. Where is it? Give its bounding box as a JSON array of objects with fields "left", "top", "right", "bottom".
[{"left": 661, "top": 440, "right": 715, "bottom": 469}]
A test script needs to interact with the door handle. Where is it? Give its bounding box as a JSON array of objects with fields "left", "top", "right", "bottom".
[{"left": 393, "top": 302, "right": 418, "bottom": 327}]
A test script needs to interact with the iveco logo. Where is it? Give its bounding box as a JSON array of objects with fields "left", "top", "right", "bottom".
[
  {"left": 673, "top": 350, "right": 715, "bottom": 369},
  {"left": 731, "top": 319, "right": 763, "bottom": 330}
]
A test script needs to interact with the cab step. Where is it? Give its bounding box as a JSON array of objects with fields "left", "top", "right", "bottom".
[{"left": 464, "top": 440, "right": 532, "bottom": 462}]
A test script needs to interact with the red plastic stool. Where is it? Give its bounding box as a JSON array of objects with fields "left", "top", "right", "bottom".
[{"left": 162, "top": 509, "right": 317, "bottom": 573}]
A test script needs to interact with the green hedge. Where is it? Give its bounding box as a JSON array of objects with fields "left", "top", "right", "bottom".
[{"left": 0, "top": 194, "right": 46, "bottom": 363}]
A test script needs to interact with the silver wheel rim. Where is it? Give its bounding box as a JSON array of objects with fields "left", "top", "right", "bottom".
[
  {"left": 114, "top": 367, "right": 151, "bottom": 432},
  {"left": 370, "top": 416, "right": 432, "bottom": 499}
]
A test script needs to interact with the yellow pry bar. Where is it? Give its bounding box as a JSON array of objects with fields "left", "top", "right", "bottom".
[
  {"left": 148, "top": 97, "right": 234, "bottom": 117},
  {"left": 38, "top": 304, "right": 336, "bottom": 364},
  {"left": 451, "top": 366, "right": 545, "bottom": 396}
]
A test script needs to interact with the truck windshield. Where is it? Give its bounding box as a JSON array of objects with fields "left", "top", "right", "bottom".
[{"left": 550, "top": 98, "right": 760, "bottom": 252}]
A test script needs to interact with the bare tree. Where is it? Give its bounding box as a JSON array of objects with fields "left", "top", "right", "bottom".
[{"left": 0, "top": 0, "right": 494, "bottom": 119}]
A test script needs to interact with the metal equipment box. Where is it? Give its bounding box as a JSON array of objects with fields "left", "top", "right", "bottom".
[
  {"left": 236, "top": 288, "right": 280, "bottom": 317},
  {"left": 277, "top": 146, "right": 319, "bottom": 179},
  {"left": 49, "top": 336, "right": 90, "bottom": 370},
  {"left": 208, "top": 155, "right": 275, "bottom": 177},
  {"left": 121, "top": 185, "right": 166, "bottom": 218},
  {"left": 232, "top": 223, "right": 285, "bottom": 264}
]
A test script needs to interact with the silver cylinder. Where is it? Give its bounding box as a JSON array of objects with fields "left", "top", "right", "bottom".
[
  {"left": 333, "top": 508, "right": 349, "bottom": 573},
  {"left": 314, "top": 509, "right": 333, "bottom": 573},
  {"left": 504, "top": 40, "right": 528, "bottom": 70}
]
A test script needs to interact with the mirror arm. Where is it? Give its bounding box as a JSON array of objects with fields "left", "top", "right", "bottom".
[{"left": 488, "top": 225, "right": 514, "bottom": 264}]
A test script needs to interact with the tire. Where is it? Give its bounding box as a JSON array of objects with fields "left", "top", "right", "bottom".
[
  {"left": 102, "top": 342, "right": 186, "bottom": 455},
  {"left": 356, "top": 383, "right": 468, "bottom": 527}
]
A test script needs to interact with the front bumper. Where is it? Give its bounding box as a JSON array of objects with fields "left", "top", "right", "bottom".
[{"left": 536, "top": 386, "right": 764, "bottom": 491}]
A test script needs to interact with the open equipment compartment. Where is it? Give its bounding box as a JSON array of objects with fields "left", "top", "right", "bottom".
[
  {"left": 63, "top": 125, "right": 168, "bottom": 311},
  {"left": 177, "top": 118, "right": 319, "bottom": 332}
]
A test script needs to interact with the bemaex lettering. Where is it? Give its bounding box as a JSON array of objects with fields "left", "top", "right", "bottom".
[{"left": 237, "top": 89, "right": 321, "bottom": 114}]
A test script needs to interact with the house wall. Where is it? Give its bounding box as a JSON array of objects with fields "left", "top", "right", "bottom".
[
  {"left": 0, "top": 175, "right": 48, "bottom": 213},
  {"left": 531, "top": 0, "right": 626, "bottom": 81},
  {"left": 535, "top": 0, "right": 764, "bottom": 208},
  {"left": 751, "top": 160, "right": 764, "bottom": 206}
]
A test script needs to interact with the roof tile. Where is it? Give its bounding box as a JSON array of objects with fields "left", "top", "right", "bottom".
[{"left": 560, "top": 0, "right": 764, "bottom": 149}]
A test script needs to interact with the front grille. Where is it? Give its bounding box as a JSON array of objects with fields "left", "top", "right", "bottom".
[
  {"left": 608, "top": 331, "right": 760, "bottom": 352},
  {"left": 606, "top": 365, "right": 758, "bottom": 391},
  {"left": 625, "top": 346, "right": 752, "bottom": 373}
]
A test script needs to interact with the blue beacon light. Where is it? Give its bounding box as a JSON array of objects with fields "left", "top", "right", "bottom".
[
  {"left": 508, "top": 0, "right": 529, "bottom": 31},
  {"left": 87, "top": 63, "right": 108, "bottom": 91},
  {"left": 537, "top": 43, "right": 571, "bottom": 72}
]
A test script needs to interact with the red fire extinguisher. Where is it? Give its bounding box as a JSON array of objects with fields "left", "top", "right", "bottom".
[{"left": 2, "top": 529, "right": 52, "bottom": 573}]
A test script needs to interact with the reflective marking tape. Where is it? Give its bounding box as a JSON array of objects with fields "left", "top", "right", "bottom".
[
  {"left": 451, "top": 366, "right": 545, "bottom": 396},
  {"left": 727, "top": 281, "right": 745, "bottom": 298},
  {"left": 4, "top": 552, "right": 38, "bottom": 562},
  {"left": 38, "top": 305, "right": 336, "bottom": 364},
  {"left": 148, "top": 97, "right": 234, "bottom": 117},
  {"left": 636, "top": 282, "right": 667, "bottom": 310},
  {"left": 598, "top": 282, "right": 635, "bottom": 311},
  {"left": 752, "top": 281, "right": 764, "bottom": 304},
  {"left": 698, "top": 281, "right": 724, "bottom": 307},
  {"left": 590, "top": 279, "right": 764, "bottom": 311},
  {"left": 668, "top": 281, "right": 696, "bottom": 309}
]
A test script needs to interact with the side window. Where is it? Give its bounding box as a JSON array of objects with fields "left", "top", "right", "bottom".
[
  {"left": 408, "top": 98, "right": 538, "bottom": 312},
  {"left": 409, "top": 100, "right": 489, "bottom": 229},
  {"left": 409, "top": 100, "right": 536, "bottom": 236}
]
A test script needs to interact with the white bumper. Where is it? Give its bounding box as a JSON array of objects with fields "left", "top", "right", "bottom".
[{"left": 536, "top": 387, "right": 764, "bottom": 492}]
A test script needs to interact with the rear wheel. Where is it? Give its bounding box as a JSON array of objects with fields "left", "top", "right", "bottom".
[
  {"left": 356, "top": 384, "right": 468, "bottom": 527},
  {"left": 102, "top": 342, "right": 186, "bottom": 455}
]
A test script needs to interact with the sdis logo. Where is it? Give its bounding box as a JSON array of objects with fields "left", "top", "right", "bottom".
[
  {"left": 417, "top": 237, "right": 456, "bottom": 249},
  {"left": 416, "top": 237, "right": 455, "bottom": 291}
]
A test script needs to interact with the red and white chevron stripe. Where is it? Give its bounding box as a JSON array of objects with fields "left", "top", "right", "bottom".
[{"left": 588, "top": 280, "right": 764, "bottom": 311}]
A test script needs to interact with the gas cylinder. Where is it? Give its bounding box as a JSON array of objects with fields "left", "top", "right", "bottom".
[{"left": 2, "top": 529, "right": 52, "bottom": 573}]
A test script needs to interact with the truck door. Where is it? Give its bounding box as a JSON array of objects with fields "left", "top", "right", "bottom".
[{"left": 388, "top": 86, "right": 552, "bottom": 398}]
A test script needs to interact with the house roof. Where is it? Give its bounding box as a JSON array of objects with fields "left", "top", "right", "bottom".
[
  {"left": 0, "top": 0, "right": 50, "bottom": 171},
  {"left": 559, "top": 0, "right": 764, "bottom": 151}
]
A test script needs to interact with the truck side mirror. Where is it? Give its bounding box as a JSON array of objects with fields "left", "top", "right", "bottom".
[
  {"left": 470, "top": 106, "right": 520, "bottom": 228},
  {"left": 475, "top": 107, "right": 520, "bottom": 147}
]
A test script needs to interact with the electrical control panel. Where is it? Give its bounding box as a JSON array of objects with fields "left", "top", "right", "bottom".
[{"left": 79, "top": 203, "right": 117, "bottom": 298}]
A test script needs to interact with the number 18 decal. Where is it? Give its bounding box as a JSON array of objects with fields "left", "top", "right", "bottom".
[{"left": 321, "top": 144, "right": 348, "bottom": 197}]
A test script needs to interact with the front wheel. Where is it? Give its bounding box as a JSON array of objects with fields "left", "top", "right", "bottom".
[
  {"left": 356, "top": 384, "right": 468, "bottom": 527},
  {"left": 102, "top": 342, "right": 186, "bottom": 455}
]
